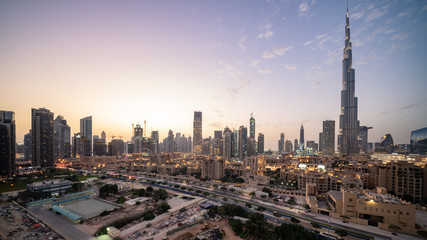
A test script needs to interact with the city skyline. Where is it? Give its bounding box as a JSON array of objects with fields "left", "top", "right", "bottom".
[{"left": 1, "top": 0, "right": 427, "bottom": 150}]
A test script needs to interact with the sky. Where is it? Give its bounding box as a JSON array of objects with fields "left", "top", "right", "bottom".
[{"left": 1, "top": 0, "right": 426, "bottom": 150}]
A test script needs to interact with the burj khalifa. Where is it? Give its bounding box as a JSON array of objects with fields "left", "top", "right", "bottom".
[{"left": 338, "top": 9, "right": 360, "bottom": 155}]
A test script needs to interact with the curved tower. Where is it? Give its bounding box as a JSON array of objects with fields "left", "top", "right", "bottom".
[{"left": 338, "top": 8, "right": 360, "bottom": 155}]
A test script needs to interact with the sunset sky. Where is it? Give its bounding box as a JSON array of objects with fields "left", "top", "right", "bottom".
[{"left": 1, "top": 0, "right": 426, "bottom": 150}]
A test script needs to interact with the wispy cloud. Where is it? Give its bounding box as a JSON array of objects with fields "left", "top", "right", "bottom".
[
  {"left": 351, "top": 11, "right": 364, "bottom": 20},
  {"left": 365, "top": 6, "right": 388, "bottom": 23},
  {"left": 391, "top": 33, "right": 409, "bottom": 41},
  {"left": 284, "top": 65, "right": 297, "bottom": 70},
  {"left": 206, "top": 41, "right": 222, "bottom": 49},
  {"left": 258, "top": 68, "right": 273, "bottom": 74},
  {"left": 257, "top": 21, "right": 275, "bottom": 39},
  {"left": 379, "top": 102, "right": 425, "bottom": 115},
  {"left": 262, "top": 46, "right": 292, "bottom": 59},
  {"left": 298, "top": 0, "right": 315, "bottom": 18},
  {"left": 238, "top": 36, "right": 247, "bottom": 50},
  {"left": 249, "top": 59, "right": 260, "bottom": 67}
]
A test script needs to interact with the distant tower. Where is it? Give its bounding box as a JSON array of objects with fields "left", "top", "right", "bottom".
[
  {"left": 168, "top": 130, "right": 174, "bottom": 153},
  {"left": 278, "top": 133, "right": 285, "bottom": 153},
  {"left": 80, "top": 116, "right": 92, "bottom": 156},
  {"left": 294, "top": 139, "right": 299, "bottom": 152},
  {"left": 24, "top": 130, "right": 32, "bottom": 161},
  {"left": 32, "top": 108, "right": 54, "bottom": 167},
  {"left": 0, "top": 110, "right": 15, "bottom": 177},
  {"left": 238, "top": 126, "right": 248, "bottom": 159},
  {"left": 300, "top": 125, "right": 305, "bottom": 151},
  {"left": 101, "top": 131, "right": 106, "bottom": 141},
  {"left": 54, "top": 115, "right": 71, "bottom": 159},
  {"left": 193, "top": 111, "right": 202, "bottom": 155},
  {"left": 249, "top": 113, "right": 255, "bottom": 139},
  {"left": 338, "top": 7, "right": 360, "bottom": 155},
  {"left": 322, "top": 120, "right": 335, "bottom": 155},
  {"left": 223, "top": 127, "right": 232, "bottom": 160},
  {"left": 258, "top": 133, "right": 264, "bottom": 154}
]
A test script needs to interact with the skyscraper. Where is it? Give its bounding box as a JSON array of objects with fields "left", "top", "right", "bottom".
[
  {"left": 322, "top": 120, "right": 335, "bottom": 155},
  {"left": 0, "top": 111, "right": 15, "bottom": 177},
  {"left": 338, "top": 8, "right": 360, "bottom": 155},
  {"left": 258, "top": 133, "right": 264, "bottom": 154},
  {"left": 133, "top": 123, "right": 143, "bottom": 153},
  {"left": 167, "top": 129, "right": 174, "bottom": 153},
  {"left": 193, "top": 111, "right": 202, "bottom": 155},
  {"left": 300, "top": 125, "right": 304, "bottom": 151},
  {"left": 223, "top": 127, "right": 232, "bottom": 160},
  {"left": 232, "top": 130, "right": 239, "bottom": 157},
  {"left": 238, "top": 126, "right": 247, "bottom": 159},
  {"left": 54, "top": 115, "right": 71, "bottom": 159},
  {"left": 150, "top": 130, "right": 159, "bottom": 154},
  {"left": 32, "top": 108, "right": 54, "bottom": 167},
  {"left": 24, "top": 130, "right": 32, "bottom": 161},
  {"left": 80, "top": 116, "right": 92, "bottom": 156},
  {"left": 278, "top": 133, "right": 285, "bottom": 153},
  {"left": 249, "top": 114, "right": 255, "bottom": 139},
  {"left": 101, "top": 131, "right": 106, "bottom": 141}
]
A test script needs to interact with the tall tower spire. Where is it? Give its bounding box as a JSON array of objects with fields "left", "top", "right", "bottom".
[{"left": 338, "top": 5, "right": 359, "bottom": 155}]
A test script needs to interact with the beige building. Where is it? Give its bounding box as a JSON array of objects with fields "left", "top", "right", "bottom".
[
  {"left": 326, "top": 187, "right": 417, "bottom": 233},
  {"left": 243, "top": 155, "right": 266, "bottom": 175},
  {"left": 200, "top": 156, "right": 224, "bottom": 180},
  {"left": 376, "top": 161, "right": 427, "bottom": 203}
]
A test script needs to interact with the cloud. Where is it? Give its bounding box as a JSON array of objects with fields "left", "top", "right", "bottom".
[
  {"left": 209, "top": 122, "right": 223, "bottom": 128},
  {"left": 391, "top": 33, "right": 409, "bottom": 41},
  {"left": 422, "top": 5, "right": 427, "bottom": 11},
  {"left": 303, "top": 40, "right": 314, "bottom": 46},
  {"left": 249, "top": 59, "right": 260, "bottom": 67},
  {"left": 298, "top": 0, "right": 315, "bottom": 18},
  {"left": 379, "top": 102, "right": 425, "bottom": 115},
  {"left": 262, "top": 45, "right": 292, "bottom": 59},
  {"left": 206, "top": 41, "right": 222, "bottom": 49},
  {"left": 365, "top": 7, "right": 388, "bottom": 23},
  {"left": 257, "top": 21, "right": 275, "bottom": 39},
  {"left": 351, "top": 11, "right": 364, "bottom": 20},
  {"left": 238, "top": 36, "right": 247, "bottom": 50},
  {"left": 284, "top": 65, "right": 297, "bottom": 70},
  {"left": 258, "top": 68, "right": 273, "bottom": 74}
]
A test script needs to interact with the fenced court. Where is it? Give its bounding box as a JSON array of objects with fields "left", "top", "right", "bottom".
[{"left": 62, "top": 198, "right": 119, "bottom": 219}]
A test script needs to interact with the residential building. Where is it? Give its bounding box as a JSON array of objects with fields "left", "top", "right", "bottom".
[{"left": 32, "top": 108, "right": 54, "bottom": 167}]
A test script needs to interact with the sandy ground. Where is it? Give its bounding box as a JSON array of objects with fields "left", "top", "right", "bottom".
[
  {"left": 168, "top": 218, "right": 238, "bottom": 240},
  {"left": 78, "top": 202, "right": 149, "bottom": 235}
]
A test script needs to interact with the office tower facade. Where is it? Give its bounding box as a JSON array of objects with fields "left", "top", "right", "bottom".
[
  {"left": 151, "top": 130, "right": 159, "bottom": 154},
  {"left": 133, "top": 123, "right": 143, "bottom": 153},
  {"left": 306, "top": 141, "right": 318, "bottom": 151},
  {"left": 258, "top": 133, "right": 264, "bottom": 154},
  {"left": 80, "top": 116, "right": 92, "bottom": 156},
  {"left": 411, "top": 127, "right": 427, "bottom": 154},
  {"left": 285, "top": 140, "right": 293, "bottom": 153},
  {"left": 294, "top": 139, "right": 299, "bottom": 152},
  {"left": 322, "top": 120, "right": 335, "bottom": 155},
  {"left": 278, "top": 133, "right": 285, "bottom": 153},
  {"left": 223, "top": 127, "right": 232, "bottom": 160},
  {"left": 24, "top": 130, "right": 32, "bottom": 161},
  {"left": 238, "top": 126, "right": 247, "bottom": 159},
  {"left": 249, "top": 114, "right": 255, "bottom": 139},
  {"left": 202, "top": 138, "right": 211, "bottom": 155},
  {"left": 232, "top": 130, "right": 238, "bottom": 157},
  {"left": 0, "top": 111, "right": 15, "bottom": 177},
  {"left": 54, "top": 115, "right": 71, "bottom": 159},
  {"left": 338, "top": 9, "right": 360, "bottom": 155},
  {"left": 358, "top": 126, "right": 372, "bottom": 154},
  {"left": 214, "top": 130, "right": 222, "bottom": 139},
  {"left": 300, "top": 125, "right": 305, "bottom": 150},
  {"left": 32, "top": 108, "right": 54, "bottom": 167},
  {"left": 193, "top": 111, "right": 202, "bottom": 155},
  {"left": 187, "top": 136, "right": 192, "bottom": 153},
  {"left": 101, "top": 131, "right": 106, "bottom": 141},
  {"left": 72, "top": 133, "right": 81, "bottom": 158},
  {"left": 93, "top": 137, "right": 107, "bottom": 156},
  {"left": 247, "top": 138, "right": 257, "bottom": 157},
  {"left": 378, "top": 134, "right": 394, "bottom": 153},
  {"left": 319, "top": 133, "right": 323, "bottom": 152},
  {"left": 167, "top": 130, "right": 174, "bottom": 153}
]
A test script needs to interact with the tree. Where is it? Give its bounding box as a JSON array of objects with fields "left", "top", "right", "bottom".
[
  {"left": 310, "top": 222, "right": 321, "bottom": 229},
  {"left": 229, "top": 219, "right": 243, "bottom": 235},
  {"left": 117, "top": 196, "right": 126, "bottom": 204},
  {"left": 137, "top": 188, "right": 146, "bottom": 197},
  {"left": 157, "top": 201, "right": 171, "bottom": 214},
  {"left": 262, "top": 187, "right": 273, "bottom": 198},
  {"left": 290, "top": 218, "right": 300, "bottom": 223},
  {"left": 245, "top": 213, "right": 267, "bottom": 237},
  {"left": 146, "top": 186, "right": 153, "bottom": 192},
  {"left": 249, "top": 192, "right": 256, "bottom": 197},
  {"left": 245, "top": 203, "right": 252, "bottom": 208},
  {"left": 152, "top": 189, "right": 168, "bottom": 201},
  {"left": 335, "top": 229, "right": 348, "bottom": 237}
]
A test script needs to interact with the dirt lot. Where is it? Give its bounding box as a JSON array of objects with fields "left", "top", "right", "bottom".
[
  {"left": 78, "top": 200, "right": 149, "bottom": 235},
  {"left": 168, "top": 218, "right": 238, "bottom": 240}
]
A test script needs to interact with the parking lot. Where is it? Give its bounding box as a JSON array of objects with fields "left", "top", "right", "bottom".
[{"left": 0, "top": 202, "right": 64, "bottom": 240}]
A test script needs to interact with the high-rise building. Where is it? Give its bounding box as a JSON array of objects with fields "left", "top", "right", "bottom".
[
  {"left": 411, "top": 127, "right": 427, "bottom": 154},
  {"left": 223, "top": 127, "right": 232, "bottom": 160},
  {"left": 201, "top": 156, "right": 224, "bottom": 180},
  {"left": 72, "top": 133, "right": 81, "bottom": 158},
  {"left": 101, "top": 131, "right": 106, "bottom": 141},
  {"left": 300, "top": 125, "right": 305, "bottom": 151},
  {"left": 278, "top": 133, "right": 285, "bottom": 153},
  {"left": 247, "top": 138, "right": 257, "bottom": 157},
  {"left": 167, "top": 130, "right": 174, "bottom": 153},
  {"left": 151, "top": 130, "right": 159, "bottom": 154},
  {"left": 0, "top": 111, "right": 15, "bottom": 177},
  {"left": 294, "top": 139, "right": 299, "bottom": 152},
  {"left": 214, "top": 130, "right": 222, "bottom": 139},
  {"left": 24, "top": 130, "right": 32, "bottom": 161},
  {"left": 232, "top": 130, "right": 238, "bottom": 157},
  {"left": 187, "top": 136, "right": 192, "bottom": 153},
  {"left": 32, "top": 108, "right": 54, "bottom": 167},
  {"left": 238, "top": 126, "right": 247, "bottom": 159},
  {"left": 306, "top": 141, "right": 318, "bottom": 151},
  {"left": 319, "top": 133, "right": 323, "bottom": 152},
  {"left": 249, "top": 114, "right": 255, "bottom": 139},
  {"left": 133, "top": 123, "right": 143, "bottom": 153},
  {"left": 338, "top": 9, "right": 360, "bottom": 155},
  {"left": 258, "top": 133, "right": 264, "bottom": 154},
  {"left": 193, "top": 111, "right": 202, "bottom": 155},
  {"left": 80, "top": 116, "right": 92, "bottom": 156},
  {"left": 285, "top": 140, "right": 293, "bottom": 153},
  {"left": 93, "top": 136, "right": 107, "bottom": 156},
  {"left": 322, "top": 120, "right": 335, "bottom": 155},
  {"left": 358, "top": 126, "right": 372, "bottom": 154},
  {"left": 54, "top": 115, "right": 71, "bottom": 159}
]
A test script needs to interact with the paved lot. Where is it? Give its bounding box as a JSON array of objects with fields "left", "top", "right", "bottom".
[{"left": 29, "top": 205, "right": 92, "bottom": 240}]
